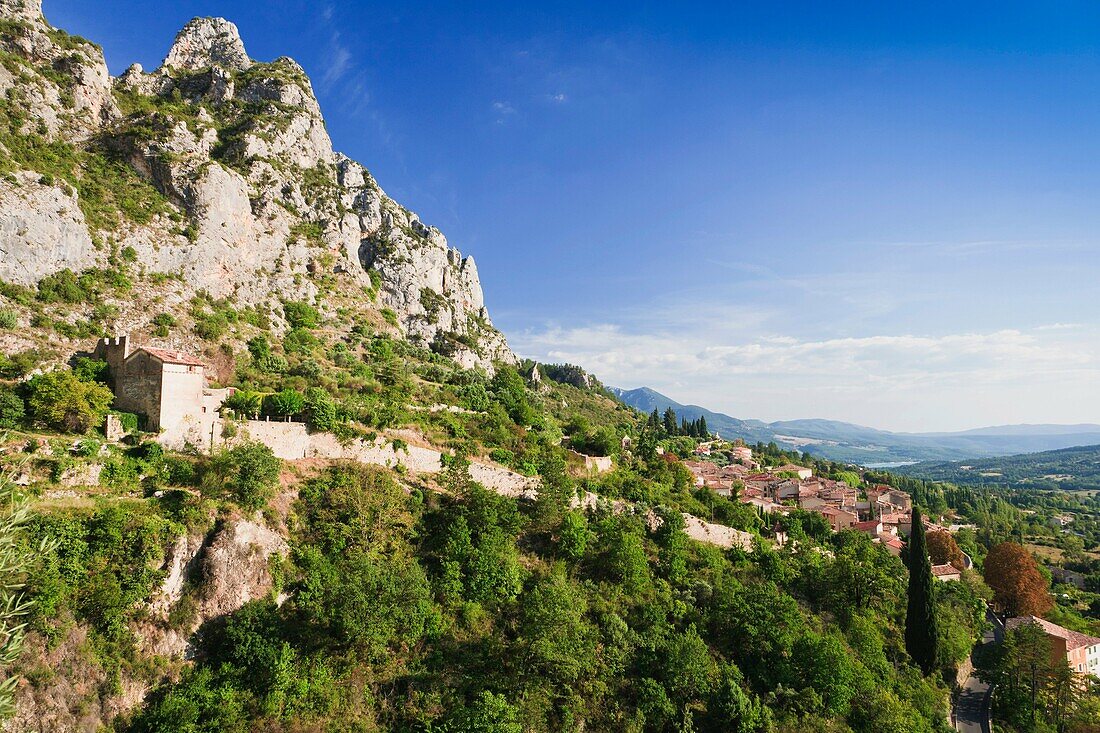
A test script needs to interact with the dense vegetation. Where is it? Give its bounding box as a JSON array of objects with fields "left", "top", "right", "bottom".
[{"left": 121, "top": 461, "right": 968, "bottom": 733}]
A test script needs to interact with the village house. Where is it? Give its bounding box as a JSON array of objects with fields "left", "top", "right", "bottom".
[
  {"left": 798, "top": 492, "right": 827, "bottom": 511},
  {"left": 855, "top": 519, "right": 883, "bottom": 536},
  {"left": 878, "top": 534, "right": 905, "bottom": 557},
  {"left": 731, "top": 444, "right": 753, "bottom": 462},
  {"left": 930, "top": 563, "right": 962, "bottom": 582},
  {"left": 1006, "top": 616, "right": 1100, "bottom": 679},
  {"left": 821, "top": 506, "right": 859, "bottom": 532},
  {"left": 1051, "top": 567, "right": 1088, "bottom": 590},
  {"left": 770, "top": 463, "right": 813, "bottom": 480},
  {"left": 1049, "top": 514, "right": 1075, "bottom": 529},
  {"left": 774, "top": 479, "right": 802, "bottom": 501},
  {"left": 95, "top": 335, "right": 229, "bottom": 445}
]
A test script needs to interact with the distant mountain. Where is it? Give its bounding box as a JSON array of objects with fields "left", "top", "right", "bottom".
[
  {"left": 609, "top": 386, "right": 1100, "bottom": 465},
  {"left": 898, "top": 444, "right": 1100, "bottom": 490}
]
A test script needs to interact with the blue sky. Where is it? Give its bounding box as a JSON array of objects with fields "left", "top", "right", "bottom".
[{"left": 47, "top": 1, "right": 1100, "bottom": 431}]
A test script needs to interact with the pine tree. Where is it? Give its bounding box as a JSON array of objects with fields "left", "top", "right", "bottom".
[
  {"left": 905, "top": 507, "right": 939, "bottom": 675},
  {"left": 663, "top": 407, "right": 678, "bottom": 436},
  {"left": 648, "top": 408, "right": 661, "bottom": 430},
  {"left": 680, "top": 416, "right": 690, "bottom": 436}
]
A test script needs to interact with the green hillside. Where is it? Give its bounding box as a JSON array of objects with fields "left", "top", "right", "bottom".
[{"left": 899, "top": 444, "right": 1100, "bottom": 491}]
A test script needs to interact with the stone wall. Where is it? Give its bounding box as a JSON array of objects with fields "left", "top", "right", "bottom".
[
  {"left": 112, "top": 350, "right": 164, "bottom": 429},
  {"left": 228, "top": 419, "right": 311, "bottom": 459}
]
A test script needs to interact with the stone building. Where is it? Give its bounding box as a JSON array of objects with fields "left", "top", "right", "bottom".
[{"left": 95, "top": 335, "right": 227, "bottom": 445}]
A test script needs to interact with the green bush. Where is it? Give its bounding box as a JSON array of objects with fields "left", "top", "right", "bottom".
[
  {"left": 151, "top": 312, "right": 176, "bottom": 337},
  {"left": 0, "top": 386, "right": 25, "bottom": 428},
  {"left": 0, "top": 349, "right": 43, "bottom": 379},
  {"left": 205, "top": 442, "right": 281, "bottom": 511},
  {"left": 282, "top": 301, "right": 320, "bottom": 329},
  {"left": 283, "top": 327, "right": 318, "bottom": 355},
  {"left": 194, "top": 311, "right": 229, "bottom": 341},
  {"left": 111, "top": 411, "right": 139, "bottom": 434},
  {"left": 36, "top": 269, "right": 85, "bottom": 303},
  {"left": 72, "top": 356, "right": 109, "bottom": 384},
  {"left": 304, "top": 387, "right": 338, "bottom": 432},
  {"left": 0, "top": 307, "right": 16, "bottom": 329},
  {"left": 264, "top": 389, "right": 304, "bottom": 420},
  {"left": 26, "top": 369, "right": 113, "bottom": 433}
]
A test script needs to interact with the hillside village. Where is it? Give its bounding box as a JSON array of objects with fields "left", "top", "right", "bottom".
[
  {"left": 686, "top": 446, "right": 920, "bottom": 558},
  {"left": 92, "top": 332, "right": 1100, "bottom": 683}
]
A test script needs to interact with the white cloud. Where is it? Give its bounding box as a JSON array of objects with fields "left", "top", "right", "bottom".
[
  {"left": 492, "top": 100, "right": 517, "bottom": 124},
  {"left": 550, "top": 92, "right": 567, "bottom": 103},
  {"left": 321, "top": 32, "right": 352, "bottom": 91},
  {"left": 510, "top": 323, "right": 1100, "bottom": 432}
]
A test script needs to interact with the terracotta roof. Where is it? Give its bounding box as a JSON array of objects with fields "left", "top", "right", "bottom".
[
  {"left": 1006, "top": 616, "right": 1100, "bottom": 651},
  {"left": 855, "top": 520, "right": 882, "bottom": 532},
  {"left": 931, "top": 563, "right": 962, "bottom": 577},
  {"left": 139, "top": 347, "right": 206, "bottom": 367}
]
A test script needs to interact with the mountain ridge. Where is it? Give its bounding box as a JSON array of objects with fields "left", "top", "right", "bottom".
[
  {"left": 0, "top": 4, "right": 513, "bottom": 370},
  {"left": 610, "top": 385, "right": 1100, "bottom": 464}
]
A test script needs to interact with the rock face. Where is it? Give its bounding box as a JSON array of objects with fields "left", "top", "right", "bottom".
[
  {"left": 0, "top": 9, "right": 514, "bottom": 369},
  {"left": 162, "top": 17, "right": 251, "bottom": 72}
]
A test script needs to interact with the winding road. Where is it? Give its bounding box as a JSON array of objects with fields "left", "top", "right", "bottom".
[{"left": 955, "top": 609, "right": 1004, "bottom": 733}]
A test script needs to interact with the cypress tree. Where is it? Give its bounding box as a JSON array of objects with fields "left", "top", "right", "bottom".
[
  {"left": 663, "top": 407, "right": 678, "bottom": 436},
  {"left": 905, "top": 506, "right": 939, "bottom": 675},
  {"left": 698, "top": 415, "right": 708, "bottom": 438}
]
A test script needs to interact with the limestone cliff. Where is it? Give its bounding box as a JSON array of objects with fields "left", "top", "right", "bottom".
[{"left": 0, "top": 3, "right": 513, "bottom": 369}]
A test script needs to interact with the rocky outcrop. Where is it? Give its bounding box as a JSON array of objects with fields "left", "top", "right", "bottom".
[
  {"left": 0, "top": 0, "right": 117, "bottom": 140},
  {"left": 136, "top": 518, "right": 288, "bottom": 660},
  {"left": 162, "top": 17, "right": 251, "bottom": 72},
  {"left": 0, "top": 172, "right": 100, "bottom": 282},
  {"left": 0, "top": 8, "right": 514, "bottom": 370}
]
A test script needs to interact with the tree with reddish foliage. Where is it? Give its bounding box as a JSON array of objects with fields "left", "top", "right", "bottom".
[
  {"left": 926, "top": 530, "right": 966, "bottom": 569},
  {"left": 983, "top": 542, "right": 1053, "bottom": 617}
]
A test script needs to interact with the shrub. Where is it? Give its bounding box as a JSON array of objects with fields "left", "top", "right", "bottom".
[
  {"left": 26, "top": 370, "right": 113, "bottom": 433},
  {"left": 488, "top": 448, "right": 514, "bottom": 466},
  {"left": 0, "top": 308, "right": 16, "bottom": 329},
  {"left": 36, "top": 269, "right": 85, "bottom": 303},
  {"left": 247, "top": 336, "right": 270, "bottom": 360},
  {"left": 264, "top": 389, "right": 304, "bottom": 420},
  {"left": 282, "top": 301, "right": 320, "bottom": 329},
  {"left": 0, "top": 349, "right": 44, "bottom": 379},
  {"left": 72, "top": 357, "right": 109, "bottom": 384},
  {"left": 283, "top": 327, "right": 318, "bottom": 354},
  {"left": 221, "top": 391, "right": 262, "bottom": 420},
  {"left": 304, "top": 387, "right": 338, "bottom": 432},
  {"left": 151, "top": 312, "right": 176, "bottom": 337},
  {"left": 194, "top": 311, "right": 229, "bottom": 341},
  {"left": 205, "top": 442, "right": 281, "bottom": 511},
  {"left": 255, "top": 353, "right": 289, "bottom": 374},
  {"left": 0, "top": 386, "right": 25, "bottom": 428},
  {"left": 111, "top": 411, "right": 139, "bottom": 433}
]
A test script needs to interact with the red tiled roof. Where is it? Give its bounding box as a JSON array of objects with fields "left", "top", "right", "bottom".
[
  {"left": 931, "top": 563, "right": 962, "bottom": 577},
  {"left": 1006, "top": 616, "right": 1100, "bottom": 651},
  {"left": 140, "top": 347, "right": 206, "bottom": 367},
  {"left": 855, "top": 520, "right": 881, "bottom": 532}
]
